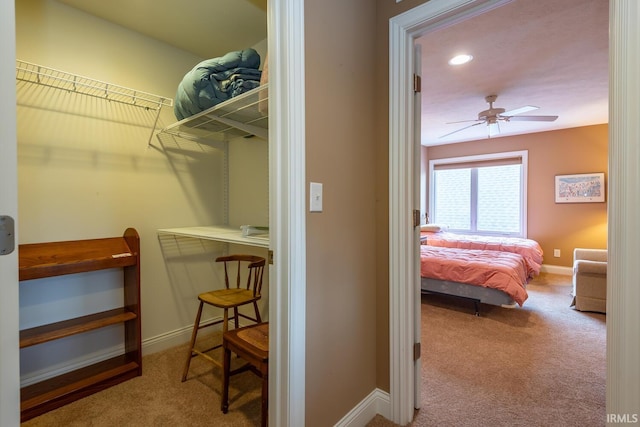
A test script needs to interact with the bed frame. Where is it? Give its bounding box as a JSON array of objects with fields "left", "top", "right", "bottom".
[{"left": 421, "top": 277, "right": 517, "bottom": 316}]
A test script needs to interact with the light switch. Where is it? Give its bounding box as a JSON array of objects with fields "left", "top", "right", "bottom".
[{"left": 310, "top": 182, "right": 323, "bottom": 212}]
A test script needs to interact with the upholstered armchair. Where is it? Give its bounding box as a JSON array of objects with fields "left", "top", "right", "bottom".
[{"left": 571, "top": 248, "right": 607, "bottom": 313}]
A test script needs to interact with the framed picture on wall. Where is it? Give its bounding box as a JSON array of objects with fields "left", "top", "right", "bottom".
[{"left": 555, "top": 172, "right": 605, "bottom": 203}]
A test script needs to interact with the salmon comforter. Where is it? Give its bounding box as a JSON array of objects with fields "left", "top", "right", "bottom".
[
  {"left": 420, "top": 245, "right": 529, "bottom": 306},
  {"left": 421, "top": 231, "right": 543, "bottom": 278}
]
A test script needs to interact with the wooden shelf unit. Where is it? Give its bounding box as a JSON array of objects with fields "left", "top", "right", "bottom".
[{"left": 18, "top": 228, "right": 142, "bottom": 422}]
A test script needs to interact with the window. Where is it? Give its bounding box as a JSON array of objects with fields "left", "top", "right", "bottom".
[{"left": 428, "top": 150, "right": 528, "bottom": 237}]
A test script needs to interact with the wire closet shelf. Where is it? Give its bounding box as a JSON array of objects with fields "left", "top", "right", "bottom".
[{"left": 16, "top": 59, "right": 173, "bottom": 111}]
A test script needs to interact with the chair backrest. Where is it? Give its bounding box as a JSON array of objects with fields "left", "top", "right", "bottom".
[{"left": 216, "top": 254, "right": 266, "bottom": 297}]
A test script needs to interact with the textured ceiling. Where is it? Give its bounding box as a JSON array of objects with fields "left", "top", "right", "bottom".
[{"left": 417, "top": 0, "right": 609, "bottom": 146}]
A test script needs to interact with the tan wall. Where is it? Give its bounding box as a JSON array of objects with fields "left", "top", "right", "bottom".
[
  {"left": 425, "top": 124, "right": 609, "bottom": 267},
  {"left": 304, "top": 0, "right": 378, "bottom": 425}
]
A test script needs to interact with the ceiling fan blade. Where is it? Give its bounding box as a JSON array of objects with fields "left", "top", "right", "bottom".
[
  {"left": 445, "top": 119, "right": 482, "bottom": 125},
  {"left": 508, "top": 115, "right": 558, "bottom": 122},
  {"left": 439, "top": 121, "right": 484, "bottom": 139},
  {"left": 501, "top": 105, "right": 538, "bottom": 117}
]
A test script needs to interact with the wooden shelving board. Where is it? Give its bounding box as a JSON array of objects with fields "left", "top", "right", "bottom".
[
  {"left": 20, "top": 308, "right": 138, "bottom": 348},
  {"left": 19, "top": 237, "right": 137, "bottom": 280},
  {"left": 20, "top": 355, "right": 140, "bottom": 421}
]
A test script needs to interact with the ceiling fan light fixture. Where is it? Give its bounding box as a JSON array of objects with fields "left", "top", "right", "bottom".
[
  {"left": 448, "top": 54, "right": 473, "bottom": 66},
  {"left": 488, "top": 121, "right": 500, "bottom": 138}
]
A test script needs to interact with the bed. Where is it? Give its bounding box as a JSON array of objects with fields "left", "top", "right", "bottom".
[
  {"left": 420, "top": 229, "right": 544, "bottom": 278},
  {"left": 420, "top": 245, "right": 529, "bottom": 314}
]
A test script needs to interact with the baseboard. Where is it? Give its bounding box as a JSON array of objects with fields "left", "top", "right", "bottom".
[
  {"left": 141, "top": 324, "right": 195, "bottom": 355},
  {"left": 541, "top": 264, "right": 573, "bottom": 276},
  {"left": 334, "top": 388, "right": 390, "bottom": 427},
  {"left": 142, "top": 315, "right": 246, "bottom": 355}
]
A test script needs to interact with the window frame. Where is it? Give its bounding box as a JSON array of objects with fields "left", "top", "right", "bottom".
[{"left": 428, "top": 150, "right": 529, "bottom": 237}]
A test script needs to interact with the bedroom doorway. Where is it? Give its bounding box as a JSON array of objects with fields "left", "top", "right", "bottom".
[
  {"left": 388, "top": 1, "right": 515, "bottom": 422},
  {"left": 388, "top": 0, "right": 617, "bottom": 424}
]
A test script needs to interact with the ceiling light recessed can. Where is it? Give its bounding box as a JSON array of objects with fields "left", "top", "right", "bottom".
[{"left": 448, "top": 54, "right": 473, "bottom": 66}]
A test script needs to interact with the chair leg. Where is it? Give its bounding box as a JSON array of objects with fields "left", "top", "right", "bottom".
[
  {"left": 253, "top": 301, "right": 262, "bottom": 324},
  {"left": 221, "top": 345, "right": 231, "bottom": 414},
  {"left": 223, "top": 308, "right": 230, "bottom": 332},
  {"left": 261, "top": 371, "right": 268, "bottom": 427},
  {"left": 182, "top": 301, "right": 204, "bottom": 382},
  {"left": 233, "top": 307, "right": 239, "bottom": 330}
]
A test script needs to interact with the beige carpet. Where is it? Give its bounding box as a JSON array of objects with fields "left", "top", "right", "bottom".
[
  {"left": 22, "top": 333, "right": 263, "bottom": 426},
  {"left": 22, "top": 273, "right": 605, "bottom": 426},
  {"left": 369, "top": 272, "right": 606, "bottom": 427}
]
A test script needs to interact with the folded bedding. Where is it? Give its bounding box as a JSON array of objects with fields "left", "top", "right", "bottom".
[
  {"left": 174, "top": 48, "right": 262, "bottom": 120},
  {"left": 420, "top": 246, "right": 529, "bottom": 306},
  {"left": 421, "top": 231, "right": 543, "bottom": 278}
]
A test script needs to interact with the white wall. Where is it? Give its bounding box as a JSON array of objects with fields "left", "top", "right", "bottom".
[{"left": 16, "top": 0, "right": 268, "bottom": 383}]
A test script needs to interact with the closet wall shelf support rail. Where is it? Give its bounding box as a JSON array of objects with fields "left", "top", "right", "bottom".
[{"left": 16, "top": 59, "right": 173, "bottom": 110}]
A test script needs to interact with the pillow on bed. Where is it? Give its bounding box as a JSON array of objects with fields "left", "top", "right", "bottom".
[{"left": 420, "top": 224, "right": 448, "bottom": 232}]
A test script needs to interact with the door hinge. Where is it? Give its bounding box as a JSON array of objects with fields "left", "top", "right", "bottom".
[
  {"left": 268, "top": 250, "right": 274, "bottom": 265},
  {"left": 413, "top": 209, "right": 421, "bottom": 228},
  {"left": 413, "top": 342, "right": 421, "bottom": 361},
  {"left": 413, "top": 74, "right": 422, "bottom": 93},
  {"left": 0, "top": 216, "right": 15, "bottom": 255}
]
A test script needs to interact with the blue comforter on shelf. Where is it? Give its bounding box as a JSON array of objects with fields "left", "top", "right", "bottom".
[{"left": 174, "top": 48, "right": 262, "bottom": 121}]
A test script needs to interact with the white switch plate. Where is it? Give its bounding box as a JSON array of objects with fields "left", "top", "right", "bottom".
[
  {"left": 310, "top": 182, "right": 323, "bottom": 212},
  {"left": 553, "top": 249, "right": 561, "bottom": 257}
]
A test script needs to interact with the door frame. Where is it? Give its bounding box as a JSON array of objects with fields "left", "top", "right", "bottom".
[
  {"left": 0, "top": 0, "right": 19, "bottom": 425},
  {"left": 268, "top": 0, "right": 307, "bottom": 426},
  {"left": 0, "top": 0, "right": 307, "bottom": 426},
  {"left": 388, "top": 1, "right": 514, "bottom": 422},
  {"left": 389, "top": 0, "right": 640, "bottom": 425},
  {"left": 390, "top": 0, "right": 640, "bottom": 424}
]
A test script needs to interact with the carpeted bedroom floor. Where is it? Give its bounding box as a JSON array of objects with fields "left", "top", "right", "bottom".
[
  {"left": 21, "top": 273, "right": 605, "bottom": 426},
  {"left": 369, "top": 272, "right": 606, "bottom": 427}
]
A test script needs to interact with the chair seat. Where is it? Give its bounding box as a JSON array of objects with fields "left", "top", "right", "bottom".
[
  {"left": 229, "top": 322, "right": 269, "bottom": 354},
  {"left": 199, "top": 288, "right": 259, "bottom": 308},
  {"left": 222, "top": 322, "right": 269, "bottom": 426}
]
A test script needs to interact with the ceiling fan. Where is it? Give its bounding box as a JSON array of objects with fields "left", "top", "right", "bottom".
[{"left": 440, "top": 94, "right": 559, "bottom": 139}]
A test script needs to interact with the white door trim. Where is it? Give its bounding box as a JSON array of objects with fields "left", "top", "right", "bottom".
[
  {"left": 0, "top": 1, "right": 20, "bottom": 425},
  {"left": 269, "top": 0, "right": 306, "bottom": 426},
  {"left": 606, "top": 0, "right": 640, "bottom": 417}
]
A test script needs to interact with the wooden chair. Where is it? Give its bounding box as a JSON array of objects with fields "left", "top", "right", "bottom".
[
  {"left": 182, "top": 254, "right": 266, "bottom": 381},
  {"left": 221, "top": 322, "right": 269, "bottom": 427}
]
